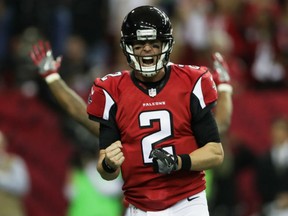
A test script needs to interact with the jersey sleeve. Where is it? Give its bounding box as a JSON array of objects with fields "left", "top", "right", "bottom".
[
  {"left": 86, "top": 78, "right": 116, "bottom": 127},
  {"left": 87, "top": 78, "right": 120, "bottom": 148},
  {"left": 194, "top": 70, "right": 218, "bottom": 108},
  {"left": 191, "top": 70, "right": 218, "bottom": 122}
]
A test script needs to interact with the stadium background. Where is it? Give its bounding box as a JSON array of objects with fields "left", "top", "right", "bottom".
[{"left": 0, "top": 0, "right": 288, "bottom": 216}]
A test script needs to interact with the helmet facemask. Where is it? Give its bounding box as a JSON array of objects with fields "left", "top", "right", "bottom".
[{"left": 121, "top": 29, "right": 174, "bottom": 77}]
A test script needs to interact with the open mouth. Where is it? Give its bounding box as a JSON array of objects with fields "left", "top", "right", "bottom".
[{"left": 141, "top": 56, "right": 154, "bottom": 65}]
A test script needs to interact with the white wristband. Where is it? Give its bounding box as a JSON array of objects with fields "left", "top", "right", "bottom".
[
  {"left": 45, "top": 73, "right": 60, "bottom": 83},
  {"left": 217, "top": 83, "right": 233, "bottom": 94}
]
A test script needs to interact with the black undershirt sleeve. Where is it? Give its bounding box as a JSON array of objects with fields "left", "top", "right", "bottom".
[
  {"left": 99, "top": 123, "right": 121, "bottom": 149},
  {"left": 192, "top": 110, "right": 221, "bottom": 147},
  {"left": 88, "top": 104, "right": 121, "bottom": 149},
  {"left": 190, "top": 93, "right": 221, "bottom": 147}
]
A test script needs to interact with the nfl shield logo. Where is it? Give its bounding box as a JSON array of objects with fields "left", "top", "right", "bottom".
[{"left": 148, "top": 88, "right": 157, "bottom": 97}]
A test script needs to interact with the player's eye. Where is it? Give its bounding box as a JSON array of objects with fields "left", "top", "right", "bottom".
[
  {"left": 133, "top": 45, "right": 143, "bottom": 50},
  {"left": 152, "top": 43, "right": 161, "bottom": 49}
]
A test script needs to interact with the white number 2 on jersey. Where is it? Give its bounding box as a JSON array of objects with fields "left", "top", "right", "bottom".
[{"left": 139, "top": 110, "right": 174, "bottom": 164}]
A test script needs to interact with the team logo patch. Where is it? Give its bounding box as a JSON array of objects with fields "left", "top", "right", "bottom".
[{"left": 148, "top": 88, "right": 157, "bottom": 97}]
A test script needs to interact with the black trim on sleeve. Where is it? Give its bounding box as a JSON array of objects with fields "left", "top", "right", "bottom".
[{"left": 88, "top": 115, "right": 108, "bottom": 125}]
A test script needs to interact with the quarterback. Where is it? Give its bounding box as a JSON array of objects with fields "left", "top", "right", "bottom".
[{"left": 87, "top": 6, "right": 223, "bottom": 216}]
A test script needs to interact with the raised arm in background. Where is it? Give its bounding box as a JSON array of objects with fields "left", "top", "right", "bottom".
[
  {"left": 211, "top": 52, "right": 233, "bottom": 135},
  {"left": 30, "top": 41, "right": 99, "bottom": 137}
]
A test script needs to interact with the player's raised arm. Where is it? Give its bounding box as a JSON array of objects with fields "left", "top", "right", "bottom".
[
  {"left": 30, "top": 40, "right": 99, "bottom": 137},
  {"left": 211, "top": 52, "right": 233, "bottom": 135}
]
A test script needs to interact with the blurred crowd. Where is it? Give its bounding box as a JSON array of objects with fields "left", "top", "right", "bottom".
[
  {"left": 0, "top": 0, "right": 288, "bottom": 216},
  {"left": 0, "top": 0, "right": 288, "bottom": 91}
]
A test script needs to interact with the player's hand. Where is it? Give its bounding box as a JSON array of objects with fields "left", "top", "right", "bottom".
[
  {"left": 104, "top": 141, "right": 125, "bottom": 171},
  {"left": 211, "top": 52, "right": 230, "bottom": 86},
  {"left": 211, "top": 52, "right": 233, "bottom": 93},
  {"left": 30, "top": 40, "right": 62, "bottom": 78},
  {"left": 150, "top": 148, "right": 178, "bottom": 174}
]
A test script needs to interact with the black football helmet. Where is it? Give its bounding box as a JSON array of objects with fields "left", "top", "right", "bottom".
[{"left": 120, "top": 6, "right": 174, "bottom": 77}]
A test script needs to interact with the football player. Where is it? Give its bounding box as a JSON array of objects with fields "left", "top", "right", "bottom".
[
  {"left": 30, "top": 6, "right": 233, "bottom": 216},
  {"left": 88, "top": 6, "right": 222, "bottom": 216}
]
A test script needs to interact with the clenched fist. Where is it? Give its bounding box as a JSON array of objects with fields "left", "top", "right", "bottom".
[{"left": 102, "top": 140, "right": 125, "bottom": 173}]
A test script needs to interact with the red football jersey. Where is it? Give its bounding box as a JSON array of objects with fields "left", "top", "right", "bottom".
[{"left": 87, "top": 64, "right": 218, "bottom": 211}]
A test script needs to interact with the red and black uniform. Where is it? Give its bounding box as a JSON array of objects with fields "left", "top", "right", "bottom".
[{"left": 87, "top": 64, "right": 219, "bottom": 211}]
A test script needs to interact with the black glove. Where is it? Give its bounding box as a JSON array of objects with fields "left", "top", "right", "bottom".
[{"left": 150, "top": 148, "right": 178, "bottom": 174}]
